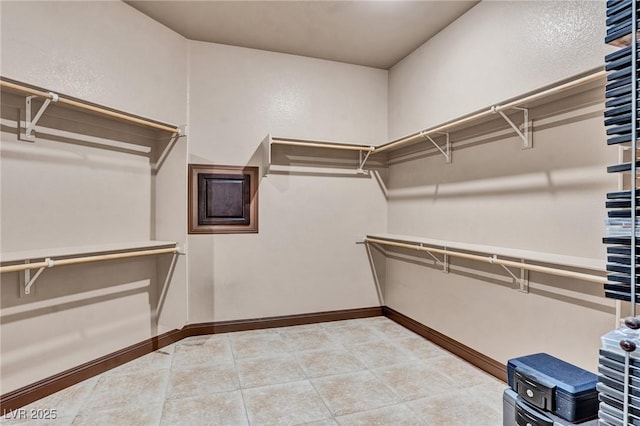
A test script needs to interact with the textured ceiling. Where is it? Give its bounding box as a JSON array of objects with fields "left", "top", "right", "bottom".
[{"left": 125, "top": 1, "right": 479, "bottom": 69}]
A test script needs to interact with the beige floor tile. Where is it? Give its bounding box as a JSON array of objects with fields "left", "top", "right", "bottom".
[
  {"left": 73, "top": 403, "right": 163, "bottom": 426},
  {"left": 236, "top": 354, "right": 306, "bottom": 388},
  {"left": 323, "top": 323, "right": 383, "bottom": 346},
  {"left": 393, "top": 336, "right": 448, "bottom": 360},
  {"left": 82, "top": 369, "right": 169, "bottom": 411},
  {"left": 335, "top": 404, "right": 426, "bottom": 426},
  {"left": 13, "top": 376, "right": 99, "bottom": 422},
  {"left": 0, "top": 412, "right": 74, "bottom": 426},
  {"left": 177, "top": 334, "right": 223, "bottom": 346},
  {"left": 345, "top": 340, "right": 418, "bottom": 369},
  {"left": 229, "top": 333, "right": 288, "bottom": 360},
  {"left": 166, "top": 362, "right": 239, "bottom": 400},
  {"left": 8, "top": 318, "right": 507, "bottom": 425},
  {"left": 160, "top": 391, "right": 248, "bottom": 426},
  {"left": 428, "top": 355, "right": 500, "bottom": 388},
  {"left": 275, "top": 323, "right": 324, "bottom": 333},
  {"left": 471, "top": 381, "right": 508, "bottom": 410},
  {"left": 372, "top": 361, "right": 459, "bottom": 401},
  {"left": 319, "top": 319, "right": 359, "bottom": 328},
  {"left": 171, "top": 338, "right": 233, "bottom": 370},
  {"left": 311, "top": 370, "right": 399, "bottom": 416},
  {"left": 407, "top": 388, "right": 502, "bottom": 426},
  {"left": 107, "top": 346, "right": 174, "bottom": 376},
  {"left": 242, "top": 380, "right": 332, "bottom": 425},
  {"left": 295, "top": 348, "right": 366, "bottom": 378},
  {"left": 301, "top": 419, "right": 339, "bottom": 426},
  {"left": 350, "top": 316, "right": 390, "bottom": 325},
  {"left": 364, "top": 320, "right": 419, "bottom": 341},
  {"left": 278, "top": 326, "right": 339, "bottom": 352},
  {"left": 227, "top": 328, "right": 278, "bottom": 339}
]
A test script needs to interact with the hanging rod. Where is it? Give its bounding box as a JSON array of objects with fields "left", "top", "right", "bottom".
[
  {"left": 0, "top": 247, "right": 179, "bottom": 274},
  {"left": 271, "top": 138, "right": 374, "bottom": 152},
  {"left": 372, "top": 69, "right": 606, "bottom": 155},
  {"left": 0, "top": 79, "right": 180, "bottom": 134},
  {"left": 364, "top": 237, "right": 606, "bottom": 284}
]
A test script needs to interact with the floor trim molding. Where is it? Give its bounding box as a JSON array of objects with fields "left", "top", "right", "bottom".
[
  {"left": 0, "top": 328, "right": 184, "bottom": 413},
  {"left": 1, "top": 305, "right": 506, "bottom": 411},
  {"left": 383, "top": 306, "right": 507, "bottom": 382},
  {"left": 186, "top": 306, "right": 383, "bottom": 336},
  {"left": 0, "top": 306, "right": 382, "bottom": 411}
]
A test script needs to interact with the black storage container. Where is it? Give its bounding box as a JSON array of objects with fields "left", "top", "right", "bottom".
[
  {"left": 507, "top": 353, "right": 598, "bottom": 422},
  {"left": 503, "top": 389, "right": 599, "bottom": 426}
]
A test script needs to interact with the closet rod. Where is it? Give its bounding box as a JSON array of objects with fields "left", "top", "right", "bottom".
[
  {"left": 0, "top": 247, "right": 178, "bottom": 274},
  {"left": 365, "top": 237, "right": 606, "bottom": 284},
  {"left": 0, "top": 80, "right": 180, "bottom": 134},
  {"left": 373, "top": 69, "right": 607, "bottom": 155},
  {"left": 271, "top": 138, "right": 374, "bottom": 152}
]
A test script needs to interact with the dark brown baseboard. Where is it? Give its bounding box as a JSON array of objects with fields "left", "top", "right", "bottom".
[
  {"left": 0, "top": 306, "right": 382, "bottom": 411},
  {"left": 383, "top": 306, "right": 507, "bottom": 382},
  {"left": 186, "top": 306, "right": 383, "bottom": 336},
  {"left": 1, "top": 305, "right": 505, "bottom": 412},
  {"left": 0, "top": 328, "right": 184, "bottom": 412}
]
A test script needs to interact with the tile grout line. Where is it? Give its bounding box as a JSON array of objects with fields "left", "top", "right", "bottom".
[
  {"left": 255, "top": 327, "right": 335, "bottom": 425},
  {"left": 68, "top": 370, "right": 102, "bottom": 423},
  {"left": 155, "top": 344, "right": 176, "bottom": 426},
  {"left": 7, "top": 318, "right": 504, "bottom": 425},
  {"left": 229, "top": 329, "right": 254, "bottom": 426}
]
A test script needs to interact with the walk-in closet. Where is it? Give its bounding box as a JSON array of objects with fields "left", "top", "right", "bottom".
[{"left": 0, "top": 1, "right": 627, "bottom": 425}]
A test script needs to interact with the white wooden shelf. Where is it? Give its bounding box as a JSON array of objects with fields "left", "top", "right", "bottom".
[
  {"left": 262, "top": 68, "right": 606, "bottom": 174},
  {"left": 367, "top": 233, "right": 605, "bottom": 271},
  {"left": 0, "top": 241, "right": 178, "bottom": 264},
  {"left": 0, "top": 78, "right": 181, "bottom": 137},
  {"left": 365, "top": 233, "right": 606, "bottom": 290},
  {"left": 262, "top": 134, "right": 375, "bottom": 176},
  {"left": 0, "top": 241, "right": 180, "bottom": 295}
]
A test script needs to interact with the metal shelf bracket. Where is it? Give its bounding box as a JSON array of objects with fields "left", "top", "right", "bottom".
[
  {"left": 22, "top": 258, "right": 54, "bottom": 295},
  {"left": 357, "top": 147, "right": 375, "bottom": 174},
  {"left": 492, "top": 255, "right": 529, "bottom": 293},
  {"left": 24, "top": 93, "right": 59, "bottom": 141},
  {"left": 492, "top": 106, "right": 532, "bottom": 149},
  {"left": 421, "top": 131, "right": 451, "bottom": 163},
  {"left": 421, "top": 244, "right": 449, "bottom": 273}
]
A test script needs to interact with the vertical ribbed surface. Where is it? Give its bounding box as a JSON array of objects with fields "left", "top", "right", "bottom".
[{"left": 600, "top": 1, "right": 640, "bottom": 425}]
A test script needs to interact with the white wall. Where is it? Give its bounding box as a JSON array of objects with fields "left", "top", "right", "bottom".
[
  {"left": 389, "top": 0, "right": 609, "bottom": 140},
  {"left": 187, "top": 41, "right": 388, "bottom": 322},
  {"left": 0, "top": 1, "right": 188, "bottom": 393},
  {"left": 385, "top": 0, "right": 616, "bottom": 371},
  {"left": 0, "top": 0, "right": 616, "bottom": 395}
]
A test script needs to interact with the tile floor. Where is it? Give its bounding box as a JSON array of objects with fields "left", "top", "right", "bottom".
[{"left": 1, "top": 317, "right": 506, "bottom": 425}]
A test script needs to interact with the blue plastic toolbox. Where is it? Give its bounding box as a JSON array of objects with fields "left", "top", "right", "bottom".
[
  {"left": 507, "top": 353, "right": 598, "bottom": 423},
  {"left": 503, "top": 389, "right": 599, "bottom": 426}
]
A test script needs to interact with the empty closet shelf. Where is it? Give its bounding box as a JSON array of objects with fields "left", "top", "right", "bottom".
[
  {"left": 0, "top": 77, "right": 181, "bottom": 136},
  {"left": 364, "top": 233, "right": 606, "bottom": 284},
  {"left": 0, "top": 240, "right": 179, "bottom": 272}
]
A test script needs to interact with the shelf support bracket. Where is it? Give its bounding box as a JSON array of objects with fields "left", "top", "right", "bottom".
[
  {"left": 421, "top": 132, "right": 451, "bottom": 163},
  {"left": 421, "top": 244, "right": 449, "bottom": 273},
  {"left": 357, "top": 147, "right": 375, "bottom": 174},
  {"left": 492, "top": 106, "right": 532, "bottom": 149},
  {"left": 492, "top": 255, "right": 529, "bottom": 293},
  {"left": 152, "top": 129, "right": 182, "bottom": 172},
  {"left": 24, "top": 93, "right": 58, "bottom": 141},
  {"left": 22, "top": 258, "right": 54, "bottom": 295}
]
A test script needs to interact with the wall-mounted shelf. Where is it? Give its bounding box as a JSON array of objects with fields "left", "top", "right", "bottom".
[
  {"left": 263, "top": 68, "right": 606, "bottom": 173},
  {"left": 364, "top": 233, "right": 606, "bottom": 292},
  {"left": 261, "top": 134, "right": 376, "bottom": 176},
  {"left": 0, "top": 77, "right": 182, "bottom": 140},
  {"left": 374, "top": 69, "right": 606, "bottom": 156},
  {"left": 0, "top": 241, "right": 181, "bottom": 295}
]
